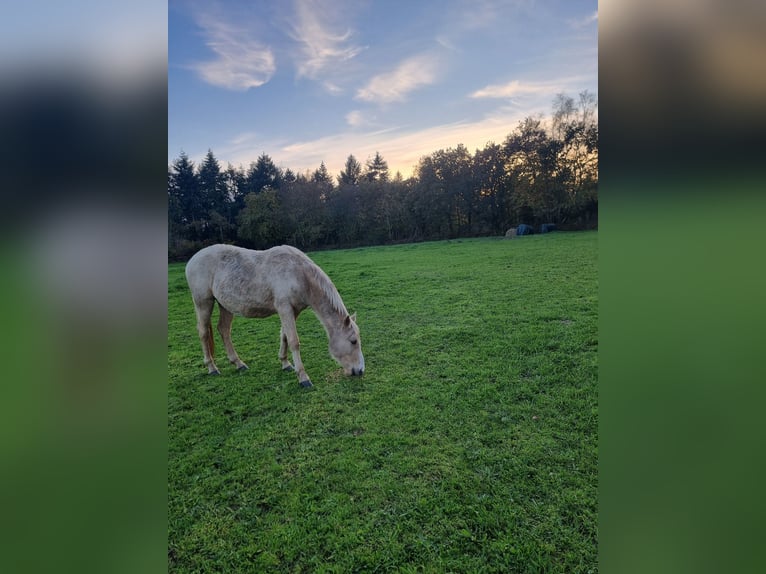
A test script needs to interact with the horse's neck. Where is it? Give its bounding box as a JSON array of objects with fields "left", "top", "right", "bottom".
[
  {"left": 307, "top": 270, "right": 346, "bottom": 335},
  {"left": 313, "top": 300, "right": 344, "bottom": 336}
]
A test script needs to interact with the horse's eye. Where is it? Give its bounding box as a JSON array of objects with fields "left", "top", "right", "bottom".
[{"left": 350, "top": 339, "right": 358, "bottom": 346}]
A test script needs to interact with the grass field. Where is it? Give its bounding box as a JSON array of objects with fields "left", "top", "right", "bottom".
[{"left": 168, "top": 232, "right": 598, "bottom": 573}]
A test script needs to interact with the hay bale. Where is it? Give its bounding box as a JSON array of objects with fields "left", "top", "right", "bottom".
[
  {"left": 540, "top": 223, "right": 557, "bottom": 233},
  {"left": 516, "top": 224, "right": 534, "bottom": 236},
  {"left": 504, "top": 228, "right": 517, "bottom": 238}
]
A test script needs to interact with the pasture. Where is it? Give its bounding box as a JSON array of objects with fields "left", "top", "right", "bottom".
[{"left": 168, "top": 232, "right": 598, "bottom": 572}]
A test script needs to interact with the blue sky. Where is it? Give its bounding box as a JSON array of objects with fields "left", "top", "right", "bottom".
[{"left": 169, "top": 0, "right": 597, "bottom": 178}]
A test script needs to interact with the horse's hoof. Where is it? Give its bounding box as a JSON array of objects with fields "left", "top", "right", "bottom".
[
  {"left": 282, "top": 365, "right": 295, "bottom": 373},
  {"left": 300, "top": 380, "right": 313, "bottom": 388},
  {"left": 209, "top": 370, "right": 221, "bottom": 375},
  {"left": 237, "top": 364, "right": 249, "bottom": 371}
]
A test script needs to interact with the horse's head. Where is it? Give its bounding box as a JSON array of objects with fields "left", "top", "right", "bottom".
[{"left": 330, "top": 313, "right": 365, "bottom": 376}]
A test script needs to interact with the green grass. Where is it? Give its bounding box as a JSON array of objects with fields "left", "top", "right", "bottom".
[{"left": 168, "top": 232, "right": 598, "bottom": 573}]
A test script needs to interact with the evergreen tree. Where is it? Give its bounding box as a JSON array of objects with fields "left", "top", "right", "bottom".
[
  {"left": 338, "top": 154, "right": 363, "bottom": 186},
  {"left": 168, "top": 165, "right": 182, "bottom": 248},
  {"left": 198, "top": 149, "right": 227, "bottom": 218},
  {"left": 311, "top": 161, "right": 333, "bottom": 185},
  {"left": 169, "top": 151, "right": 200, "bottom": 224},
  {"left": 364, "top": 151, "right": 389, "bottom": 182},
  {"left": 245, "top": 152, "right": 282, "bottom": 195},
  {"left": 283, "top": 168, "right": 297, "bottom": 184}
]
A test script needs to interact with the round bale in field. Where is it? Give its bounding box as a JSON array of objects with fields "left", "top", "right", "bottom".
[
  {"left": 516, "top": 223, "right": 534, "bottom": 236},
  {"left": 504, "top": 227, "right": 517, "bottom": 238},
  {"left": 540, "top": 223, "right": 557, "bottom": 233}
]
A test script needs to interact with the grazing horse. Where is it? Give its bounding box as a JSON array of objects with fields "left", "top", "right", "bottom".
[{"left": 185, "top": 244, "right": 365, "bottom": 387}]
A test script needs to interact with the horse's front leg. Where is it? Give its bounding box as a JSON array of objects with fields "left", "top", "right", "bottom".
[{"left": 277, "top": 308, "right": 312, "bottom": 388}]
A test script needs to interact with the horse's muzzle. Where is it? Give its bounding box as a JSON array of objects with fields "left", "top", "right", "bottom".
[{"left": 351, "top": 367, "right": 364, "bottom": 376}]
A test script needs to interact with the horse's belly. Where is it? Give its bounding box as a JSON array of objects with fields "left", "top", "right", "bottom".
[
  {"left": 215, "top": 293, "right": 276, "bottom": 318},
  {"left": 223, "top": 299, "right": 275, "bottom": 318},
  {"left": 240, "top": 306, "right": 275, "bottom": 319}
]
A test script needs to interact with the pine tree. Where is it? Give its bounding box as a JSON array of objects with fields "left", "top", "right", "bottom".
[
  {"left": 364, "top": 151, "right": 389, "bottom": 182},
  {"left": 198, "top": 149, "right": 227, "bottom": 217},
  {"left": 311, "top": 161, "right": 333, "bottom": 185},
  {"left": 283, "top": 168, "right": 297, "bottom": 184},
  {"left": 246, "top": 153, "right": 282, "bottom": 194},
  {"left": 169, "top": 151, "right": 200, "bottom": 224},
  {"left": 338, "top": 154, "right": 363, "bottom": 186}
]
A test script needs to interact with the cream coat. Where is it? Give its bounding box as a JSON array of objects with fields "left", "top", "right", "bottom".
[{"left": 185, "top": 244, "right": 364, "bottom": 387}]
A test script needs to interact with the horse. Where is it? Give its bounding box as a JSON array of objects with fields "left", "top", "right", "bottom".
[{"left": 185, "top": 244, "right": 365, "bottom": 388}]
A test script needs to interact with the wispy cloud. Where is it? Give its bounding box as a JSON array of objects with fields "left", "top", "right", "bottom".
[
  {"left": 569, "top": 10, "right": 598, "bottom": 29},
  {"left": 190, "top": 14, "right": 275, "bottom": 91},
  {"left": 356, "top": 53, "right": 440, "bottom": 104},
  {"left": 228, "top": 131, "right": 258, "bottom": 146},
  {"left": 216, "top": 131, "right": 264, "bottom": 162},
  {"left": 435, "top": 35, "right": 461, "bottom": 53},
  {"left": 457, "top": 0, "right": 534, "bottom": 30},
  {"left": 345, "top": 110, "right": 367, "bottom": 128},
  {"left": 470, "top": 79, "right": 571, "bottom": 99},
  {"left": 290, "top": 0, "right": 364, "bottom": 84},
  {"left": 458, "top": 0, "right": 503, "bottom": 30}
]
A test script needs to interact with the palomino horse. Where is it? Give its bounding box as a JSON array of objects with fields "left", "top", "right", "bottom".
[{"left": 185, "top": 244, "right": 364, "bottom": 387}]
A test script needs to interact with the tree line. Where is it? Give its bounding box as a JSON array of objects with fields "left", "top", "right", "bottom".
[{"left": 169, "top": 92, "right": 597, "bottom": 260}]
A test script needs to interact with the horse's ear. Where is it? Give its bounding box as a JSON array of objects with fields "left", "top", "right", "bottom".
[
  {"left": 344, "top": 314, "right": 351, "bottom": 327},
  {"left": 350, "top": 312, "right": 357, "bottom": 323}
]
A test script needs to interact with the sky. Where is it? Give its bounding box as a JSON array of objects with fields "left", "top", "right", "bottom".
[{"left": 169, "top": 0, "right": 597, "bottom": 179}]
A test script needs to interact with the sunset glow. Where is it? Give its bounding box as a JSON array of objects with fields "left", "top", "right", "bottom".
[{"left": 169, "top": 0, "right": 597, "bottom": 179}]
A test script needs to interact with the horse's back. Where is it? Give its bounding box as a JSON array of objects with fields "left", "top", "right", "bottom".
[{"left": 185, "top": 244, "right": 314, "bottom": 315}]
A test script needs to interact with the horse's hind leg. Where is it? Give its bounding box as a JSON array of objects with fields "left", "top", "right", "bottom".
[
  {"left": 218, "top": 306, "right": 248, "bottom": 371},
  {"left": 278, "top": 326, "right": 294, "bottom": 372},
  {"left": 193, "top": 298, "right": 221, "bottom": 375}
]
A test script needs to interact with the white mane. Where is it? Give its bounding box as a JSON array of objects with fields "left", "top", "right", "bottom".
[{"left": 308, "top": 262, "right": 348, "bottom": 317}]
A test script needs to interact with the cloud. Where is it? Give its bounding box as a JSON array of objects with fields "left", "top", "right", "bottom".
[
  {"left": 458, "top": 0, "right": 503, "bottom": 30},
  {"left": 435, "top": 35, "right": 461, "bottom": 53},
  {"left": 345, "top": 110, "right": 366, "bottom": 128},
  {"left": 356, "top": 54, "right": 440, "bottom": 104},
  {"left": 228, "top": 131, "right": 258, "bottom": 146},
  {"left": 470, "top": 79, "right": 570, "bottom": 99},
  {"left": 290, "top": 0, "right": 364, "bottom": 82},
  {"left": 570, "top": 10, "right": 598, "bottom": 29},
  {"left": 456, "top": 0, "right": 535, "bottom": 30},
  {"left": 190, "top": 14, "right": 275, "bottom": 91}
]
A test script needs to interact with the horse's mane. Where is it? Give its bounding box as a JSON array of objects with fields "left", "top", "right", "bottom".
[{"left": 307, "top": 262, "right": 348, "bottom": 317}]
